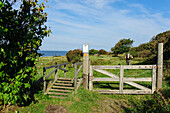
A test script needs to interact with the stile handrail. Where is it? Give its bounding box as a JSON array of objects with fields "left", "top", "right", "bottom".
[
  {"left": 73, "top": 62, "right": 83, "bottom": 93},
  {"left": 43, "top": 62, "right": 69, "bottom": 93}
]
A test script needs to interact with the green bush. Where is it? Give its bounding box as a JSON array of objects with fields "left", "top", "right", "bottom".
[
  {"left": 66, "top": 49, "right": 83, "bottom": 63},
  {"left": 98, "top": 49, "right": 107, "bottom": 55},
  {"left": 0, "top": 0, "right": 50, "bottom": 106},
  {"left": 137, "top": 50, "right": 151, "bottom": 58},
  {"left": 89, "top": 49, "right": 98, "bottom": 55}
]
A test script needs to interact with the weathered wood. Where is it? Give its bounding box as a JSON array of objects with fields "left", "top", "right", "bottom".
[
  {"left": 43, "top": 67, "right": 46, "bottom": 93},
  {"left": 50, "top": 89, "right": 72, "bottom": 92},
  {"left": 58, "top": 67, "right": 68, "bottom": 72},
  {"left": 75, "top": 78, "right": 83, "bottom": 93},
  {"left": 119, "top": 66, "right": 124, "bottom": 93},
  {"left": 94, "top": 90, "right": 152, "bottom": 94},
  {"left": 152, "top": 65, "right": 156, "bottom": 93},
  {"left": 54, "top": 83, "right": 73, "bottom": 86},
  {"left": 83, "top": 53, "right": 89, "bottom": 89},
  {"left": 74, "top": 64, "right": 77, "bottom": 93},
  {"left": 46, "top": 68, "right": 58, "bottom": 79},
  {"left": 157, "top": 43, "right": 163, "bottom": 90},
  {"left": 48, "top": 92, "right": 68, "bottom": 95},
  {"left": 56, "top": 80, "right": 73, "bottom": 83},
  {"left": 64, "top": 64, "right": 66, "bottom": 78},
  {"left": 123, "top": 65, "right": 153, "bottom": 69},
  {"left": 93, "top": 65, "right": 120, "bottom": 70},
  {"left": 92, "top": 77, "right": 151, "bottom": 82},
  {"left": 94, "top": 69, "right": 119, "bottom": 78},
  {"left": 92, "top": 65, "right": 153, "bottom": 70},
  {"left": 57, "top": 78, "right": 72, "bottom": 81},
  {"left": 74, "top": 62, "right": 83, "bottom": 66},
  {"left": 125, "top": 82, "right": 150, "bottom": 90},
  {"left": 46, "top": 78, "right": 59, "bottom": 94},
  {"left": 52, "top": 86, "right": 74, "bottom": 89},
  {"left": 89, "top": 66, "right": 93, "bottom": 90}
]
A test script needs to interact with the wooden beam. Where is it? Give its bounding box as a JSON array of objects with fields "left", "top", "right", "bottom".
[
  {"left": 89, "top": 66, "right": 93, "bottom": 90},
  {"left": 93, "top": 65, "right": 120, "bottom": 70},
  {"left": 94, "top": 69, "right": 119, "bottom": 78},
  {"left": 125, "top": 82, "right": 150, "bottom": 90},
  {"left": 94, "top": 90, "right": 151, "bottom": 94},
  {"left": 119, "top": 66, "right": 124, "bottom": 93},
  {"left": 152, "top": 65, "right": 156, "bottom": 93}
]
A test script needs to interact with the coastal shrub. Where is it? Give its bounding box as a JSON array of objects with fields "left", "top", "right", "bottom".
[
  {"left": 98, "top": 49, "right": 107, "bottom": 55},
  {"left": 0, "top": 0, "right": 51, "bottom": 107},
  {"left": 66, "top": 49, "right": 83, "bottom": 63},
  {"left": 89, "top": 49, "right": 98, "bottom": 55},
  {"left": 137, "top": 50, "right": 151, "bottom": 58}
]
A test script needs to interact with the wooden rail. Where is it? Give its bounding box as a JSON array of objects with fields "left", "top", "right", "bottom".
[
  {"left": 73, "top": 62, "right": 83, "bottom": 93},
  {"left": 43, "top": 62, "right": 69, "bottom": 93},
  {"left": 89, "top": 65, "right": 157, "bottom": 94}
]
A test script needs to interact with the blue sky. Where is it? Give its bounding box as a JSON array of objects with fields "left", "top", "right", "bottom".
[{"left": 39, "top": 0, "right": 170, "bottom": 51}]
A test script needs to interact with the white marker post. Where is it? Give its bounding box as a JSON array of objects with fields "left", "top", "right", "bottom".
[{"left": 83, "top": 44, "right": 89, "bottom": 89}]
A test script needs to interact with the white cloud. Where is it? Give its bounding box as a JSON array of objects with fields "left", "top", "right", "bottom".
[{"left": 41, "top": 0, "right": 170, "bottom": 51}]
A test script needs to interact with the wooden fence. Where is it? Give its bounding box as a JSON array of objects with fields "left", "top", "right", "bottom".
[
  {"left": 73, "top": 62, "right": 83, "bottom": 93},
  {"left": 89, "top": 65, "right": 157, "bottom": 94},
  {"left": 43, "top": 62, "right": 69, "bottom": 93}
]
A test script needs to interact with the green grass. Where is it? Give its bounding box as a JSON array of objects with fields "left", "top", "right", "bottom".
[{"left": 5, "top": 54, "right": 170, "bottom": 113}]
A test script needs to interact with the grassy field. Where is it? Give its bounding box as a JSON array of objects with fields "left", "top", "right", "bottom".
[{"left": 5, "top": 54, "right": 170, "bottom": 113}]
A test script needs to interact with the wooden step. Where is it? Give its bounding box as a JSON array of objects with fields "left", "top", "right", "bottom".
[
  {"left": 49, "top": 96, "right": 67, "bottom": 99},
  {"left": 52, "top": 86, "right": 74, "bottom": 89},
  {"left": 56, "top": 80, "right": 73, "bottom": 84},
  {"left": 50, "top": 89, "right": 72, "bottom": 92},
  {"left": 54, "top": 83, "right": 73, "bottom": 86},
  {"left": 58, "top": 78, "right": 72, "bottom": 81},
  {"left": 48, "top": 92, "right": 68, "bottom": 95}
]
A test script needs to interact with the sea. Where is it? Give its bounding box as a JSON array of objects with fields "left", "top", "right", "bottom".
[{"left": 38, "top": 50, "right": 68, "bottom": 57}]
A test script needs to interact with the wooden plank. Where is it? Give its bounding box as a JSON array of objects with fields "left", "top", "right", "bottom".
[
  {"left": 157, "top": 43, "right": 163, "bottom": 90},
  {"left": 58, "top": 78, "right": 72, "bottom": 81},
  {"left": 75, "top": 78, "right": 83, "bottom": 93},
  {"left": 54, "top": 83, "right": 73, "bottom": 86},
  {"left": 53, "top": 86, "right": 74, "bottom": 89},
  {"left": 74, "top": 64, "right": 77, "bottom": 93},
  {"left": 89, "top": 66, "right": 93, "bottom": 90},
  {"left": 73, "top": 62, "right": 83, "bottom": 66},
  {"left": 83, "top": 53, "right": 89, "bottom": 89},
  {"left": 48, "top": 92, "right": 68, "bottom": 95},
  {"left": 50, "top": 89, "right": 72, "bottom": 92},
  {"left": 119, "top": 66, "right": 124, "bottom": 93},
  {"left": 94, "top": 69, "right": 119, "bottom": 78},
  {"left": 123, "top": 65, "right": 153, "bottom": 69},
  {"left": 92, "top": 77, "right": 151, "bottom": 82},
  {"left": 93, "top": 65, "right": 120, "bottom": 70},
  {"left": 94, "top": 90, "right": 151, "bottom": 94},
  {"left": 125, "top": 82, "right": 150, "bottom": 90},
  {"left": 152, "top": 65, "right": 156, "bottom": 94}
]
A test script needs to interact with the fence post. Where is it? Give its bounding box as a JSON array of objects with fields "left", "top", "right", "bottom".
[
  {"left": 119, "top": 65, "right": 124, "bottom": 94},
  {"left": 55, "top": 62, "right": 58, "bottom": 80},
  {"left": 74, "top": 64, "right": 77, "bottom": 93},
  {"left": 152, "top": 65, "right": 156, "bottom": 94},
  {"left": 157, "top": 43, "right": 163, "bottom": 90},
  {"left": 43, "top": 67, "right": 46, "bottom": 93},
  {"left": 89, "top": 66, "right": 93, "bottom": 90},
  {"left": 83, "top": 44, "right": 89, "bottom": 89},
  {"left": 64, "top": 64, "right": 66, "bottom": 78}
]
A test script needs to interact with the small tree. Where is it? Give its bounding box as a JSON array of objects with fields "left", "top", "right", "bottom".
[
  {"left": 98, "top": 49, "right": 107, "bottom": 55},
  {"left": 66, "top": 49, "right": 83, "bottom": 63},
  {"left": 0, "top": 0, "right": 51, "bottom": 106},
  {"left": 89, "top": 49, "right": 98, "bottom": 55},
  {"left": 111, "top": 38, "right": 134, "bottom": 56}
]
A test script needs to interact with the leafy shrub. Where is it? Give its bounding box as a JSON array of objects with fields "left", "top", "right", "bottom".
[
  {"left": 0, "top": 0, "right": 50, "bottom": 107},
  {"left": 98, "top": 49, "right": 107, "bottom": 55},
  {"left": 137, "top": 50, "right": 151, "bottom": 58},
  {"left": 89, "top": 49, "right": 98, "bottom": 55},
  {"left": 66, "top": 49, "right": 83, "bottom": 63}
]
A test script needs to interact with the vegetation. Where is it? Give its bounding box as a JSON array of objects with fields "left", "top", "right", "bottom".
[
  {"left": 98, "top": 49, "right": 107, "bottom": 55},
  {"left": 111, "top": 38, "right": 134, "bottom": 56},
  {"left": 89, "top": 49, "right": 98, "bottom": 55},
  {"left": 0, "top": 0, "right": 50, "bottom": 108},
  {"left": 66, "top": 49, "right": 83, "bottom": 63}
]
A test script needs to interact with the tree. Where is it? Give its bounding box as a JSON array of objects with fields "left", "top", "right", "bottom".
[
  {"left": 111, "top": 38, "right": 134, "bottom": 56},
  {"left": 98, "top": 49, "right": 107, "bottom": 55},
  {"left": 89, "top": 49, "right": 98, "bottom": 55},
  {"left": 0, "top": 0, "right": 51, "bottom": 106},
  {"left": 66, "top": 49, "right": 83, "bottom": 63}
]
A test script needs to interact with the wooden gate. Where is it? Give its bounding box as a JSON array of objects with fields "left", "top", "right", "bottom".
[{"left": 89, "top": 65, "right": 157, "bottom": 94}]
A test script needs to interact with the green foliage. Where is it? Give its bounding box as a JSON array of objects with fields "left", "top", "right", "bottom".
[
  {"left": 89, "top": 49, "right": 98, "bottom": 55},
  {"left": 98, "top": 49, "right": 107, "bottom": 55},
  {"left": 66, "top": 49, "right": 83, "bottom": 63},
  {"left": 111, "top": 38, "right": 134, "bottom": 56},
  {"left": 0, "top": 0, "right": 51, "bottom": 106}
]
